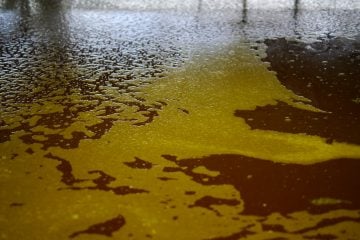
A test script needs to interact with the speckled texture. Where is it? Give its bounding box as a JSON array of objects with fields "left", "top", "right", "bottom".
[{"left": 1, "top": 1, "right": 360, "bottom": 239}]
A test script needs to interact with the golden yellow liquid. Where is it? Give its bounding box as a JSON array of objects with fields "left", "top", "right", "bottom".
[{"left": 1, "top": 40, "right": 360, "bottom": 239}]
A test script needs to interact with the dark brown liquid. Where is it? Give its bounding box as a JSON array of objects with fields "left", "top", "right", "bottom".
[
  {"left": 162, "top": 154, "right": 360, "bottom": 216},
  {"left": 236, "top": 37, "right": 360, "bottom": 144}
]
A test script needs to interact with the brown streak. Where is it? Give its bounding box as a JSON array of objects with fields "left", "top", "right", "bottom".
[
  {"left": 44, "top": 153, "right": 84, "bottom": 186},
  {"left": 124, "top": 157, "right": 153, "bottom": 169},
  {"left": 69, "top": 215, "right": 125, "bottom": 238}
]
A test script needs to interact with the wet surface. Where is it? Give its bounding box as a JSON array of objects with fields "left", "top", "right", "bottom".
[
  {"left": 69, "top": 215, "right": 126, "bottom": 238},
  {"left": 1, "top": 0, "right": 360, "bottom": 239},
  {"left": 236, "top": 37, "right": 360, "bottom": 144},
  {"left": 163, "top": 154, "right": 360, "bottom": 216},
  {"left": 45, "top": 153, "right": 149, "bottom": 195}
]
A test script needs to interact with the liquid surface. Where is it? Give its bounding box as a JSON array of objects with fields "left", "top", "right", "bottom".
[{"left": 1, "top": 1, "right": 360, "bottom": 239}]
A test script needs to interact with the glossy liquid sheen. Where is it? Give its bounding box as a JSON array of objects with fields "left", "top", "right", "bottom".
[{"left": 1, "top": 1, "right": 360, "bottom": 239}]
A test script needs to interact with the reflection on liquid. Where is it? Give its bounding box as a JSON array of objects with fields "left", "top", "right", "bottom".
[
  {"left": 163, "top": 154, "right": 360, "bottom": 216},
  {"left": 236, "top": 37, "right": 360, "bottom": 144},
  {"left": 1, "top": 0, "right": 360, "bottom": 239}
]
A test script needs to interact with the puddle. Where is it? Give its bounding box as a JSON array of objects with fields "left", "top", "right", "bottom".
[
  {"left": 236, "top": 37, "right": 360, "bottom": 144},
  {"left": 1, "top": 0, "right": 360, "bottom": 239},
  {"left": 163, "top": 154, "right": 360, "bottom": 216}
]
